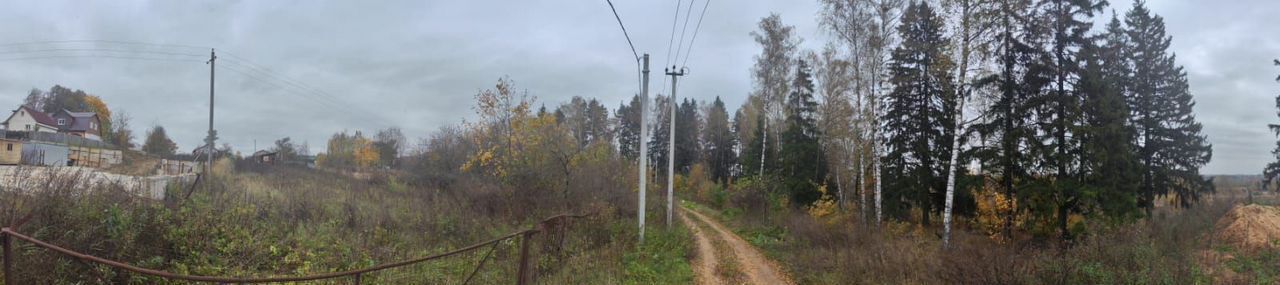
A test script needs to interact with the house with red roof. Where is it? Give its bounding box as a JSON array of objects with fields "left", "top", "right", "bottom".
[{"left": 1, "top": 105, "right": 58, "bottom": 134}]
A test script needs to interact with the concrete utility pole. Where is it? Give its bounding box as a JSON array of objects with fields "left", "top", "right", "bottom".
[
  {"left": 664, "top": 66, "right": 685, "bottom": 229},
  {"left": 638, "top": 54, "right": 650, "bottom": 243},
  {"left": 205, "top": 49, "right": 217, "bottom": 180}
]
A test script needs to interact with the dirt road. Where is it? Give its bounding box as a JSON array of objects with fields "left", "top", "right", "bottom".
[
  {"left": 682, "top": 204, "right": 793, "bottom": 285},
  {"left": 678, "top": 211, "right": 723, "bottom": 285}
]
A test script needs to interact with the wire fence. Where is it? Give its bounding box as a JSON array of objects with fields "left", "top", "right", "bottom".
[{"left": 0, "top": 213, "right": 593, "bottom": 284}]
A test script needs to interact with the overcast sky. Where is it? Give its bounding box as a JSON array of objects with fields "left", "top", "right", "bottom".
[{"left": 0, "top": 0, "right": 1275, "bottom": 174}]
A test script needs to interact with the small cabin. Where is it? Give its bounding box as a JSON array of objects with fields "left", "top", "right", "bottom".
[
  {"left": 252, "top": 150, "right": 278, "bottom": 165},
  {"left": 0, "top": 138, "right": 20, "bottom": 165}
]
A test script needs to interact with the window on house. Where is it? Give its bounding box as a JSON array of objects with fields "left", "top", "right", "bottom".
[
  {"left": 58, "top": 118, "right": 65, "bottom": 125},
  {"left": 25, "top": 125, "right": 30, "bottom": 131},
  {"left": 5, "top": 143, "right": 11, "bottom": 151}
]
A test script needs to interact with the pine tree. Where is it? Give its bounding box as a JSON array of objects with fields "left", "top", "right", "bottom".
[
  {"left": 881, "top": 1, "right": 955, "bottom": 225},
  {"left": 703, "top": 97, "right": 737, "bottom": 183},
  {"left": 1126, "top": 0, "right": 1213, "bottom": 211},
  {"left": 780, "top": 59, "right": 828, "bottom": 206}
]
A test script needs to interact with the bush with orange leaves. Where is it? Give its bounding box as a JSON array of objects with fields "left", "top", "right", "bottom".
[{"left": 972, "top": 176, "right": 1024, "bottom": 243}]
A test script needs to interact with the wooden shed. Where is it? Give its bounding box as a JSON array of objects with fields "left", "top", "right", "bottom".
[
  {"left": 252, "top": 150, "right": 278, "bottom": 165},
  {"left": 0, "top": 138, "right": 20, "bottom": 165}
]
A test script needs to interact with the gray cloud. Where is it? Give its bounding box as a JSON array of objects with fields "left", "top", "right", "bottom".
[{"left": 0, "top": 0, "right": 1271, "bottom": 174}]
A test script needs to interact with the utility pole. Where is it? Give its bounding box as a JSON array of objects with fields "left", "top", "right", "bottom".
[
  {"left": 638, "top": 54, "right": 650, "bottom": 243},
  {"left": 664, "top": 66, "right": 685, "bottom": 229},
  {"left": 205, "top": 49, "right": 217, "bottom": 181}
]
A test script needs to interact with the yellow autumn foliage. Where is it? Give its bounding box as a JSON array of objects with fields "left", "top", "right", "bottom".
[
  {"left": 807, "top": 184, "right": 840, "bottom": 224},
  {"left": 84, "top": 95, "right": 111, "bottom": 122},
  {"left": 973, "top": 177, "right": 1024, "bottom": 243}
]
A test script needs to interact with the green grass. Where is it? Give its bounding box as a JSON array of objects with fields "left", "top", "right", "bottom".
[{"left": 623, "top": 223, "right": 695, "bottom": 285}]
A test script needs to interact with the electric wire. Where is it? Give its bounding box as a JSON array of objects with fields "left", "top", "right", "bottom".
[
  {"left": 215, "top": 58, "right": 398, "bottom": 128},
  {"left": 660, "top": 0, "right": 685, "bottom": 92},
  {"left": 604, "top": 0, "right": 640, "bottom": 61},
  {"left": 0, "top": 40, "right": 397, "bottom": 128},
  {"left": 671, "top": 0, "right": 698, "bottom": 70},
  {"left": 214, "top": 50, "right": 398, "bottom": 127},
  {"left": 680, "top": 0, "right": 712, "bottom": 68}
]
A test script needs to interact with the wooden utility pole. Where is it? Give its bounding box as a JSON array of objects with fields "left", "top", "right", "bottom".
[
  {"left": 664, "top": 66, "right": 685, "bottom": 229},
  {"left": 638, "top": 54, "right": 650, "bottom": 243}
]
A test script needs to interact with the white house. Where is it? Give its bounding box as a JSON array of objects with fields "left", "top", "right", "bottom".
[{"left": 1, "top": 105, "right": 59, "bottom": 133}]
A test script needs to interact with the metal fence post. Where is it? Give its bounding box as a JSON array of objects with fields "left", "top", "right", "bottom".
[{"left": 3, "top": 230, "right": 13, "bottom": 285}]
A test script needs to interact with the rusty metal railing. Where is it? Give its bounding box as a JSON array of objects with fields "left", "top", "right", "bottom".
[{"left": 0, "top": 212, "right": 593, "bottom": 284}]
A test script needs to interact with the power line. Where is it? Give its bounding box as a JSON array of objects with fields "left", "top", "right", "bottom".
[
  {"left": 602, "top": 0, "right": 646, "bottom": 112},
  {"left": 0, "top": 54, "right": 204, "bottom": 63},
  {"left": 663, "top": 0, "right": 684, "bottom": 77},
  {"left": 0, "top": 48, "right": 204, "bottom": 57},
  {"left": 215, "top": 64, "right": 347, "bottom": 111},
  {"left": 671, "top": 0, "right": 698, "bottom": 69},
  {"left": 215, "top": 51, "right": 398, "bottom": 127},
  {"left": 217, "top": 57, "right": 349, "bottom": 107},
  {"left": 680, "top": 0, "right": 712, "bottom": 68},
  {"left": 0, "top": 40, "right": 208, "bottom": 50},
  {"left": 604, "top": 0, "right": 639, "bottom": 61},
  {"left": 215, "top": 59, "right": 397, "bottom": 127},
  {"left": 218, "top": 51, "right": 377, "bottom": 114}
]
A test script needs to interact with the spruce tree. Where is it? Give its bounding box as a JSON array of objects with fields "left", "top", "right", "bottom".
[
  {"left": 780, "top": 59, "right": 828, "bottom": 207},
  {"left": 1125, "top": 0, "right": 1213, "bottom": 211},
  {"left": 615, "top": 95, "right": 643, "bottom": 160},
  {"left": 648, "top": 95, "right": 672, "bottom": 168},
  {"left": 703, "top": 97, "right": 738, "bottom": 183},
  {"left": 1079, "top": 16, "right": 1141, "bottom": 222},
  {"left": 675, "top": 99, "right": 701, "bottom": 173},
  {"left": 1032, "top": 0, "right": 1104, "bottom": 240},
  {"left": 971, "top": 0, "right": 1040, "bottom": 239},
  {"left": 1264, "top": 59, "right": 1280, "bottom": 189},
  {"left": 881, "top": 1, "right": 955, "bottom": 225}
]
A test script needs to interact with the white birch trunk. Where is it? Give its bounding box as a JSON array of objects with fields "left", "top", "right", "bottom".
[
  {"left": 942, "top": 104, "right": 964, "bottom": 248},
  {"left": 760, "top": 114, "right": 768, "bottom": 176}
]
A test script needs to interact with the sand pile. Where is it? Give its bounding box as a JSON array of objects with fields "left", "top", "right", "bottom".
[{"left": 1214, "top": 204, "right": 1280, "bottom": 250}]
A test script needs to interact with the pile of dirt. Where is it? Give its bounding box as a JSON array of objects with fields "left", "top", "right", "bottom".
[{"left": 1213, "top": 204, "right": 1280, "bottom": 250}]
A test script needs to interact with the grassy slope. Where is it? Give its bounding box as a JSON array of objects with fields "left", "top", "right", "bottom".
[{"left": 0, "top": 160, "right": 690, "bottom": 284}]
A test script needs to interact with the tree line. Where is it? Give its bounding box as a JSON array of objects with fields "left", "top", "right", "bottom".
[
  {"left": 602, "top": 0, "right": 1210, "bottom": 242},
  {"left": 311, "top": 0, "right": 1212, "bottom": 244}
]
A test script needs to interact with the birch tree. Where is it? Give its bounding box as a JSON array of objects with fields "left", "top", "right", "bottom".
[
  {"left": 749, "top": 14, "right": 800, "bottom": 177},
  {"left": 819, "top": 0, "right": 903, "bottom": 224},
  {"left": 939, "top": 0, "right": 998, "bottom": 248}
]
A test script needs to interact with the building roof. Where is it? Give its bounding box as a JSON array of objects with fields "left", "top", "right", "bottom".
[
  {"left": 53, "top": 109, "right": 100, "bottom": 133},
  {"left": 252, "top": 150, "right": 277, "bottom": 157},
  {"left": 9, "top": 105, "right": 59, "bottom": 127}
]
